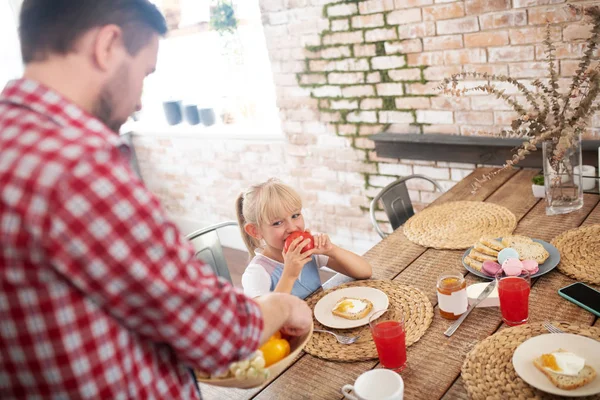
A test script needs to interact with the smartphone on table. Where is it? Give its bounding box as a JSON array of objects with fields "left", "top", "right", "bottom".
[{"left": 558, "top": 282, "right": 600, "bottom": 317}]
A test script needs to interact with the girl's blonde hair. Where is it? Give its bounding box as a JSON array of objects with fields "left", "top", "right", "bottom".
[{"left": 235, "top": 178, "right": 302, "bottom": 257}]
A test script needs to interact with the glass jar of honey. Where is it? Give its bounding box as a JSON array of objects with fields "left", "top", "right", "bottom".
[{"left": 436, "top": 272, "right": 468, "bottom": 320}]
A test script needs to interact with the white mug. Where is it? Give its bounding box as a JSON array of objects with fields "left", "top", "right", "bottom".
[{"left": 341, "top": 369, "right": 404, "bottom": 400}]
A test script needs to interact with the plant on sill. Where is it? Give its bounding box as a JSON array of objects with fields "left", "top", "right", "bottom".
[
  {"left": 532, "top": 175, "right": 544, "bottom": 186},
  {"left": 210, "top": 0, "right": 238, "bottom": 35},
  {"left": 438, "top": 5, "right": 600, "bottom": 195}
]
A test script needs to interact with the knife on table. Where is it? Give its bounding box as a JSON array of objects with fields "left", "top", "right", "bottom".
[{"left": 444, "top": 280, "right": 497, "bottom": 337}]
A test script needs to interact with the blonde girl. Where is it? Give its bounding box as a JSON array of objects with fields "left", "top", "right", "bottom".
[{"left": 235, "top": 178, "right": 372, "bottom": 299}]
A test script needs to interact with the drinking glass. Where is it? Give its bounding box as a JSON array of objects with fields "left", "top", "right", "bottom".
[
  {"left": 369, "top": 309, "right": 407, "bottom": 372},
  {"left": 495, "top": 269, "right": 531, "bottom": 326}
]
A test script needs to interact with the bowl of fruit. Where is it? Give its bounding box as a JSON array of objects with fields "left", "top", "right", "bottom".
[{"left": 195, "top": 322, "right": 313, "bottom": 388}]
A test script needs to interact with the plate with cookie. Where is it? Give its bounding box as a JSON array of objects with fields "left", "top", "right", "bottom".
[
  {"left": 462, "top": 235, "right": 560, "bottom": 280},
  {"left": 313, "top": 287, "right": 389, "bottom": 329},
  {"left": 513, "top": 333, "right": 600, "bottom": 396}
]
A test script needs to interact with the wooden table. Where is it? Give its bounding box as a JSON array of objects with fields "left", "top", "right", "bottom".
[{"left": 200, "top": 167, "right": 600, "bottom": 400}]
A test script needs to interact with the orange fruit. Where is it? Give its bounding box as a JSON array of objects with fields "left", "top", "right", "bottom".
[
  {"left": 269, "top": 331, "right": 282, "bottom": 341},
  {"left": 259, "top": 338, "right": 291, "bottom": 367}
]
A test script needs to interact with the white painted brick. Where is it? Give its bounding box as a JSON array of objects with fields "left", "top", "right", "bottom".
[
  {"left": 413, "top": 165, "right": 450, "bottom": 180},
  {"left": 269, "top": 11, "right": 289, "bottom": 25},
  {"left": 327, "top": 3, "right": 358, "bottom": 17},
  {"left": 309, "top": 59, "right": 370, "bottom": 72},
  {"left": 370, "top": 175, "right": 398, "bottom": 187},
  {"left": 372, "top": 56, "right": 406, "bottom": 70},
  {"left": 328, "top": 72, "right": 365, "bottom": 85},
  {"left": 389, "top": 69, "right": 421, "bottom": 81},
  {"left": 342, "top": 85, "right": 376, "bottom": 97},
  {"left": 416, "top": 110, "right": 454, "bottom": 124},
  {"left": 323, "top": 31, "right": 364, "bottom": 45},
  {"left": 360, "top": 98, "right": 383, "bottom": 109},
  {"left": 331, "top": 19, "right": 350, "bottom": 31},
  {"left": 387, "top": 9, "right": 422, "bottom": 25},
  {"left": 379, "top": 111, "right": 414, "bottom": 123},
  {"left": 376, "top": 83, "right": 404, "bottom": 96},
  {"left": 300, "top": 74, "right": 327, "bottom": 85},
  {"left": 321, "top": 46, "right": 352, "bottom": 59},
  {"left": 384, "top": 40, "right": 423, "bottom": 54},
  {"left": 331, "top": 99, "right": 359, "bottom": 109},
  {"left": 365, "top": 28, "right": 398, "bottom": 42},
  {"left": 396, "top": 97, "right": 431, "bottom": 109},
  {"left": 347, "top": 111, "right": 378, "bottom": 123},
  {"left": 421, "top": 191, "right": 442, "bottom": 203},
  {"left": 451, "top": 168, "right": 475, "bottom": 181},
  {"left": 352, "top": 14, "right": 385, "bottom": 29},
  {"left": 366, "top": 72, "right": 381, "bottom": 83},
  {"left": 312, "top": 86, "right": 342, "bottom": 98},
  {"left": 359, "top": 0, "right": 395, "bottom": 14},
  {"left": 317, "top": 191, "right": 352, "bottom": 206},
  {"left": 354, "top": 44, "right": 377, "bottom": 57},
  {"left": 379, "top": 163, "right": 413, "bottom": 176}
]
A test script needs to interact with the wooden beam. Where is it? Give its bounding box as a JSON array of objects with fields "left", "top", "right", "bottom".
[{"left": 371, "top": 133, "right": 600, "bottom": 168}]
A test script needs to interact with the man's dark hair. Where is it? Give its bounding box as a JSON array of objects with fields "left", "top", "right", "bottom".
[{"left": 19, "top": 0, "right": 168, "bottom": 63}]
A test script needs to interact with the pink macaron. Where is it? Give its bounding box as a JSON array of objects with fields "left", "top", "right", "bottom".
[
  {"left": 521, "top": 259, "right": 539, "bottom": 274},
  {"left": 482, "top": 260, "right": 502, "bottom": 277},
  {"left": 502, "top": 258, "right": 524, "bottom": 276}
]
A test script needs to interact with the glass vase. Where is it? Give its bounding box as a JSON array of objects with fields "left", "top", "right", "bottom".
[{"left": 542, "top": 136, "right": 583, "bottom": 215}]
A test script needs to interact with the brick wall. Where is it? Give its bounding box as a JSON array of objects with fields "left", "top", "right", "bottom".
[{"left": 133, "top": 0, "right": 600, "bottom": 254}]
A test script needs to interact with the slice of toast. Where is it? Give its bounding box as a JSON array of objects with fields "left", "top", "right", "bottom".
[
  {"left": 511, "top": 242, "right": 550, "bottom": 264},
  {"left": 331, "top": 297, "right": 373, "bottom": 320},
  {"left": 473, "top": 242, "right": 500, "bottom": 257},
  {"left": 533, "top": 353, "right": 597, "bottom": 390},
  {"left": 469, "top": 249, "right": 498, "bottom": 263},
  {"left": 479, "top": 236, "right": 505, "bottom": 251},
  {"left": 464, "top": 256, "right": 483, "bottom": 272},
  {"left": 501, "top": 235, "right": 534, "bottom": 248}
]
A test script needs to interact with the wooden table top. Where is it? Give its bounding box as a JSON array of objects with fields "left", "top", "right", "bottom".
[{"left": 199, "top": 167, "right": 600, "bottom": 400}]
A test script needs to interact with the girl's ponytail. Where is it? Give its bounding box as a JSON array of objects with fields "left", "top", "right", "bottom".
[{"left": 235, "top": 192, "right": 261, "bottom": 257}]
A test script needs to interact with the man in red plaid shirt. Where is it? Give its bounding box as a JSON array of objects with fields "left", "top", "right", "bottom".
[{"left": 0, "top": 1, "right": 312, "bottom": 398}]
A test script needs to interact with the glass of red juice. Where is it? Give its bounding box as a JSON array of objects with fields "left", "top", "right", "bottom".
[
  {"left": 495, "top": 269, "right": 531, "bottom": 326},
  {"left": 369, "top": 309, "right": 407, "bottom": 372}
]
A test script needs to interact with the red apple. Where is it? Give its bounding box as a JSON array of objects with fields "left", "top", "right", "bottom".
[{"left": 284, "top": 231, "right": 315, "bottom": 253}]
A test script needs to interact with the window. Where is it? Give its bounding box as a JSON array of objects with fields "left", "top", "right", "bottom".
[
  {"left": 0, "top": 0, "right": 23, "bottom": 89},
  {"left": 135, "top": 0, "right": 280, "bottom": 134}
]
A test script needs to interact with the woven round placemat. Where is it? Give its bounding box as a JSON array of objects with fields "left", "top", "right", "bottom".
[
  {"left": 552, "top": 224, "right": 600, "bottom": 285},
  {"left": 462, "top": 322, "right": 600, "bottom": 400},
  {"left": 304, "top": 280, "right": 433, "bottom": 362},
  {"left": 403, "top": 201, "right": 517, "bottom": 249}
]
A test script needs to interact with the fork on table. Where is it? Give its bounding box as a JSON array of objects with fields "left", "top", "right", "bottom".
[
  {"left": 543, "top": 321, "right": 565, "bottom": 334},
  {"left": 313, "top": 329, "right": 360, "bottom": 344}
]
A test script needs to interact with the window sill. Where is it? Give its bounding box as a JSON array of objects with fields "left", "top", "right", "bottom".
[{"left": 122, "top": 120, "right": 283, "bottom": 141}]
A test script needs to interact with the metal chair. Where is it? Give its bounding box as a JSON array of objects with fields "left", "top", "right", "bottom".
[
  {"left": 186, "top": 221, "right": 238, "bottom": 282},
  {"left": 369, "top": 175, "right": 444, "bottom": 238}
]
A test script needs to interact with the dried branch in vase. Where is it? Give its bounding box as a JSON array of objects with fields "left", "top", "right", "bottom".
[{"left": 438, "top": 5, "right": 600, "bottom": 193}]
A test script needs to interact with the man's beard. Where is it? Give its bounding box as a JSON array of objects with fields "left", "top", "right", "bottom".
[{"left": 93, "top": 64, "right": 130, "bottom": 133}]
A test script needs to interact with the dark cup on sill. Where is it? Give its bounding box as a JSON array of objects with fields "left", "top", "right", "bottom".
[
  {"left": 162, "top": 101, "right": 183, "bottom": 126},
  {"left": 183, "top": 105, "right": 201, "bottom": 125},
  {"left": 199, "top": 108, "right": 216, "bottom": 127}
]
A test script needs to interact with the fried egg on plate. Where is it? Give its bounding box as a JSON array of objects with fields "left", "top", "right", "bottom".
[
  {"left": 333, "top": 298, "right": 367, "bottom": 314},
  {"left": 540, "top": 352, "right": 585, "bottom": 376}
]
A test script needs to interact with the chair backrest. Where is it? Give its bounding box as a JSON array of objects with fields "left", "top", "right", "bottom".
[
  {"left": 186, "top": 221, "right": 238, "bottom": 282},
  {"left": 369, "top": 175, "right": 444, "bottom": 238}
]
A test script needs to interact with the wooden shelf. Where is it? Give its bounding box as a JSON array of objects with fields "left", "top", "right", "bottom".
[{"left": 370, "top": 132, "right": 600, "bottom": 168}]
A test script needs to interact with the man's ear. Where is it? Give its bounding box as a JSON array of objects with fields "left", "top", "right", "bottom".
[
  {"left": 92, "top": 24, "right": 124, "bottom": 71},
  {"left": 244, "top": 223, "right": 261, "bottom": 240}
]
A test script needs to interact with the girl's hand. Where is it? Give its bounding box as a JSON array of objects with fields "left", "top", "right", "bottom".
[
  {"left": 313, "top": 233, "right": 335, "bottom": 256},
  {"left": 282, "top": 237, "right": 315, "bottom": 279}
]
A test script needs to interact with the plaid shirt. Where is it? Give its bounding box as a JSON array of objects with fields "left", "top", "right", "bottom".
[{"left": 0, "top": 79, "right": 263, "bottom": 399}]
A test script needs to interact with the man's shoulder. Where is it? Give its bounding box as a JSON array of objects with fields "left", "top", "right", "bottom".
[{"left": 0, "top": 105, "right": 121, "bottom": 188}]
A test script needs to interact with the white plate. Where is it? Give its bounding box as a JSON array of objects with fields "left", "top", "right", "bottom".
[
  {"left": 512, "top": 333, "right": 600, "bottom": 397},
  {"left": 313, "top": 287, "right": 389, "bottom": 329}
]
